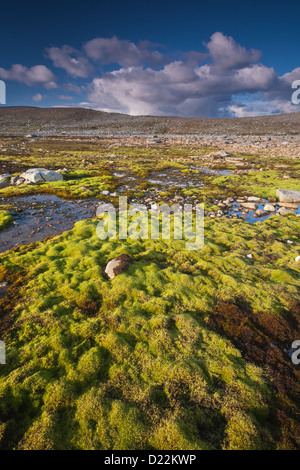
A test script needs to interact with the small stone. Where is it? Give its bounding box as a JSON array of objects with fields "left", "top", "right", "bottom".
[
  {"left": 255, "top": 209, "right": 267, "bottom": 217},
  {"left": 264, "top": 204, "right": 276, "bottom": 212},
  {"left": 11, "top": 175, "right": 19, "bottom": 185},
  {"left": 277, "top": 207, "right": 293, "bottom": 215},
  {"left": 241, "top": 202, "right": 258, "bottom": 210},
  {"left": 247, "top": 196, "right": 263, "bottom": 202},
  {"left": 0, "top": 174, "right": 11, "bottom": 181},
  {"left": 104, "top": 254, "right": 133, "bottom": 279}
]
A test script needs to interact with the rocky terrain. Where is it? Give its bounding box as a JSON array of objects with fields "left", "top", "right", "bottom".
[{"left": 0, "top": 106, "right": 300, "bottom": 137}]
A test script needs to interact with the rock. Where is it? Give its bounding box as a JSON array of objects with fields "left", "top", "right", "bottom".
[
  {"left": 208, "top": 150, "right": 229, "bottom": 162},
  {"left": 255, "top": 209, "right": 267, "bottom": 217},
  {"left": 104, "top": 254, "right": 133, "bottom": 279},
  {"left": 276, "top": 189, "right": 300, "bottom": 203},
  {"left": 241, "top": 202, "right": 258, "bottom": 210},
  {"left": 11, "top": 175, "right": 19, "bottom": 185},
  {"left": 19, "top": 168, "right": 63, "bottom": 183},
  {"left": 16, "top": 177, "right": 25, "bottom": 186},
  {"left": 0, "top": 174, "right": 11, "bottom": 181},
  {"left": 247, "top": 196, "right": 263, "bottom": 202},
  {"left": 264, "top": 204, "right": 276, "bottom": 212},
  {"left": 0, "top": 180, "right": 10, "bottom": 188},
  {"left": 277, "top": 207, "right": 293, "bottom": 215},
  {"left": 246, "top": 254, "right": 253, "bottom": 259},
  {"left": 0, "top": 281, "right": 9, "bottom": 298},
  {"left": 277, "top": 202, "right": 299, "bottom": 209},
  {"left": 216, "top": 150, "right": 230, "bottom": 157},
  {"left": 295, "top": 256, "right": 300, "bottom": 263},
  {"left": 101, "top": 190, "right": 110, "bottom": 196}
]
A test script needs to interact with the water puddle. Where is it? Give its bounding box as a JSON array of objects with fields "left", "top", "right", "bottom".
[
  {"left": 0, "top": 195, "right": 99, "bottom": 253},
  {"left": 228, "top": 200, "right": 300, "bottom": 223},
  {"left": 1, "top": 194, "right": 299, "bottom": 254},
  {"left": 147, "top": 169, "right": 204, "bottom": 189},
  {"left": 189, "top": 166, "right": 232, "bottom": 175}
]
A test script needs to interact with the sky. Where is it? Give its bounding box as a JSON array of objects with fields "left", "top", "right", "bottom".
[{"left": 0, "top": 0, "right": 299, "bottom": 117}]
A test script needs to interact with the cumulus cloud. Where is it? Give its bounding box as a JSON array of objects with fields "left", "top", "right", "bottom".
[
  {"left": 1, "top": 32, "right": 299, "bottom": 117},
  {"left": 227, "top": 99, "right": 297, "bottom": 117},
  {"left": 84, "top": 33, "right": 299, "bottom": 117},
  {"left": 86, "top": 61, "right": 281, "bottom": 116},
  {"left": 46, "top": 45, "right": 94, "bottom": 78},
  {"left": 0, "top": 64, "right": 57, "bottom": 88},
  {"left": 84, "top": 36, "right": 166, "bottom": 68},
  {"left": 206, "top": 32, "right": 261, "bottom": 70},
  {"left": 32, "top": 93, "right": 43, "bottom": 102}
]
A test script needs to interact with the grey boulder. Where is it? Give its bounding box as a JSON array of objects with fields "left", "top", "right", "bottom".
[
  {"left": 276, "top": 189, "right": 300, "bottom": 203},
  {"left": 19, "top": 168, "right": 63, "bottom": 184}
]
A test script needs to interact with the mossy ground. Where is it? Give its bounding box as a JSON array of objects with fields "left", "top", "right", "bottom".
[
  {"left": 0, "top": 210, "right": 13, "bottom": 231},
  {"left": 0, "top": 138, "right": 299, "bottom": 450},
  {"left": 1, "top": 139, "right": 299, "bottom": 200},
  {"left": 0, "top": 213, "right": 299, "bottom": 450}
]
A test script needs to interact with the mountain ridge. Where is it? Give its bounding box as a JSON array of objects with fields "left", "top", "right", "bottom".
[{"left": 0, "top": 106, "right": 300, "bottom": 135}]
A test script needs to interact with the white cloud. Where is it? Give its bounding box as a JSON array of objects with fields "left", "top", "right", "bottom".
[
  {"left": 206, "top": 32, "right": 261, "bottom": 70},
  {"left": 84, "top": 33, "right": 300, "bottom": 117},
  {"left": 58, "top": 95, "right": 75, "bottom": 101},
  {"left": 46, "top": 46, "right": 94, "bottom": 78},
  {"left": 32, "top": 93, "right": 43, "bottom": 102},
  {"left": 227, "top": 99, "right": 297, "bottom": 117},
  {"left": 0, "top": 64, "right": 57, "bottom": 88},
  {"left": 84, "top": 36, "right": 166, "bottom": 68},
  {"left": 1, "top": 32, "right": 299, "bottom": 117}
]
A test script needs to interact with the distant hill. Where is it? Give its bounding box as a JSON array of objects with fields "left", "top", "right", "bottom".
[{"left": 0, "top": 106, "right": 299, "bottom": 135}]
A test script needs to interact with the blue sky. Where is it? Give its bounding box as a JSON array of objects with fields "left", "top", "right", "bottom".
[{"left": 0, "top": 0, "right": 299, "bottom": 117}]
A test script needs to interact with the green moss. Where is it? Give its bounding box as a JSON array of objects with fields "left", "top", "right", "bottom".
[
  {"left": 0, "top": 213, "right": 299, "bottom": 450},
  {"left": 208, "top": 170, "right": 300, "bottom": 199},
  {"left": 0, "top": 210, "right": 13, "bottom": 231},
  {"left": 0, "top": 139, "right": 299, "bottom": 449}
]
